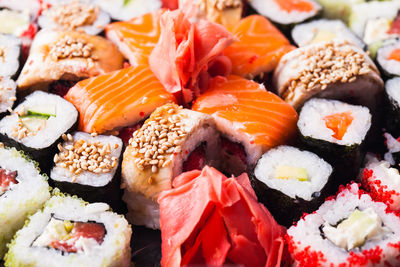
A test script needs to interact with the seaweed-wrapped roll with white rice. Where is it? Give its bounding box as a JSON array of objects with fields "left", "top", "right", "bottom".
[
  {"left": 0, "top": 145, "right": 50, "bottom": 258},
  {"left": 0, "top": 91, "right": 78, "bottom": 173},
  {"left": 0, "top": 76, "right": 16, "bottom": 117},
  {"left": 4, "top": 194, "right": 131, "bottom": 267},
  {"left": 383, "top": 78, "right": 400, "bottom": 137},
  {"left": 287, "top": 183, "right": 400, "bottom": 266},
  {"left": 50, "top": 132, "right": 123, "bottom": 212},
  {"left": 377, "top": 41, "right": 400, "bottom": 78},
  {"left": 0, "top": 34, "right": 21, "bottom": 78},
  {"left": 251, "top": 145, "right": 334, "bottom": 227},
  {"left": 297, "top": 98, "right": 371, "bottom": 186}
]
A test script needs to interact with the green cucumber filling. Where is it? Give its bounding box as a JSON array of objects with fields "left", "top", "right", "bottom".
[
  {"left": 32, "top": 217, "right": 105, "bottom": 253},
  {"left": 275, "top": 165, "right": 308, "bottom": 181},
  {"left": 322, "top": 208, "right": 387, "bottom": 250}
]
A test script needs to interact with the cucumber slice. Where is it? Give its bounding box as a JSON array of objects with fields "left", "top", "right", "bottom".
[
  {"left": 20, "top": 115, "right": 47, "bottom": 132},
  {"left": 27, "top": 105, "right": 56, "bottom": 119}
]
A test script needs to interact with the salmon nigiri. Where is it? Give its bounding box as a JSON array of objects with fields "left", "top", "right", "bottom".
[
  {"left": 224, "top": 15, "right": 295, "bottom": 79},
  {"left": 65, "top": 65, "right": 176, "bottom": 134},
  {"left": 105, "top": 10, "right": 164, "bottom": 67},
  {"left": 192, "top": 75, "right": 298, "bottom": 175}
]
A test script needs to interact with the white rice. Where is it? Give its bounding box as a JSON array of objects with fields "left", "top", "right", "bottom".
[
  {"left": 0, "top": 147, "right": 50, "bottom": 257},
  {"left": 292, "top": 19, "right": 364, "bottom": 48},
  {"left": 248, "top": 0, "right": 321, "bottom": 24},
  {"left": 254, "top": 146, "right": 332, "bottom": 201},
  {"left": 5, "top": 195, "right": 131, "bottom": 267},
  {"left": 0, "top": 76, "right": 16, "bottom": 113},
  {"left": 51, "top": 132, "right": 122, "bottom": 186},
  {"left": 288, "top": 183, "right": 400, "bottom": 266},
  {"left": 0, "top": 33, "right": 20, "bottom": 77},
  {"left": 94, "top": 0, "right": 161, "bottom": 21},
  {"left": 377, "top": 41, "right": 400, "bottom": 76},
  {"left": 298, "top": 98, "right": 371, "bottom": 146},
  {"left": 0, "top": 91, "right": 78, "bottom": 149},
  {"left": 386, "top": 77, "right": 400, "bottom": 107}
]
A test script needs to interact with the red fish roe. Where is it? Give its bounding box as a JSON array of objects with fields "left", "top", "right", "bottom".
[
  {"left": 347, "top": 247, "right": 383, "bottom": 266},
  {"left": 286, "top": 234, "right": 327, "bottom": 267},
  {"left": 362, "top": 168, "right": 400, "bottom": 211}
]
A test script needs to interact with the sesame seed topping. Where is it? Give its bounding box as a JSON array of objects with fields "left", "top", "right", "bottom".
[
  {"left": 49, "top": 35, "right": 96, "bottom": 62},
  {"left": 129, "top": 104, "right": 187, "bottom": 173}
]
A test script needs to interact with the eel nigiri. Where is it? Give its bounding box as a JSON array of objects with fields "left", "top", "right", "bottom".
[
  {"left": 65, "top": 65, "right": 176, "bottom": 134},
  {"left": 224, "top": 15, "right": 295, "bottom": 79},
  {"left": 105, "top": 10, "right": 164, "bottom": 67},
  {"left": 192, "top": 75, "right": 298, "bottom": 175}
]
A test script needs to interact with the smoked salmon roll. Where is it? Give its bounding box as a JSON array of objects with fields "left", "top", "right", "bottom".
[
  {"left": 121, "top": 103, "right": 219, "bottom": 229},
  {"left": 274, "top": 40, "right": 384, "bottom": 110},
  {"left": 192, "top": 75, "right": 298, "bottom": 176}
]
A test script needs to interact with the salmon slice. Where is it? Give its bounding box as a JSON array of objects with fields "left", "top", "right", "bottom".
[
  {"left": 105, "top": 10, "right": 164, "bottom": 67},
  {"left": 192, "top": 75, "right": 298, "bottom": 165},
  {"left": 224, "top": 15, "right": 295, "bottom": 78},
  {"left": 389, "top": 48, "right": 400, "bottom": 61},
  {"left": 273, "top": 0, "right": 315, "bottom": 12},
  {"left": 323, "top": 111, "right": 354, "bottom": 140},
  {"left": 65, "top": 64, "right": 176, "bottom": 134}
]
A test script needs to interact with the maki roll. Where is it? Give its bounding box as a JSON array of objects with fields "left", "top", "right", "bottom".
[
  {"left": 362, "top": 159, "right": 400, "bottom": 213},
  {"left": 94, "top": 0, "right": 162, "bottom": 21},
  {"left": 50, "top": 132, "right": 123, "bottom": 211},
  {"left": 0, "top": 91, "right": 78, "bottom": 173},
  {"left": 377, "top": 41, "right": 400, "bottom": 77},
  {"left": 4, "top": 194, "right": 132, "bottom": 267},
  {"left": 315, "top": 0, "right": 364, "bottom": 24},
  {"left": 16, "top": 29, "right": 124, "bottom": 91},
  {"left": 274, "top": 40, "right": 383, "bottom": 110},
  {"left": 122, "top": 103, "right": 219, "bottom": 229},
  {"left": 252, "top": 145, "right": 334, "bottom": 227},
  {"left": 291, "top": 19, "right": 364, "bottom": 49},
  {"left": 384, "top": 78, "right": 400, "bottom": 137},
  {"left": 0, "top": 8, "right": 31, "bottom": 37},
  {"left": 297, "top": 98, "right": 371, "bottom": 185},
  {"left": 0, "top": 76, "right": 17, "bottom": 117},
  {"left": 286, "top": 183, "right": 400, "bottom": 266},
  {"left": 247, "top": 0, "right": 321, "bottom": 26},
  {"left": 0, "top": 145, "right": 50, "bottom": 257},
  {"left": 38, "top": 0, "right": 110, "bottom": 36},
  {"left": 0, "top": 34, "right": 21, "bottom": 78}
]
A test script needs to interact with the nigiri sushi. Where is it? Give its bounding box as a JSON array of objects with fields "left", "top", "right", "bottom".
[
  {"left": 192, "top": 75, "right": 298, "bottom": 175},
  {"left": 65, "top": 65, "right": 176, "bottom": 134}
]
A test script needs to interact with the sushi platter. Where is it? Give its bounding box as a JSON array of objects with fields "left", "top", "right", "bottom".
[{"left": 2, "top": 0, "right": 400, "bottom": 266}]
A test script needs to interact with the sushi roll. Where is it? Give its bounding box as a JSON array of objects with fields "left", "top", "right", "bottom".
[
  {"left": 274, "top": 40, "right": 384, "bottom": 110},
  {"left": 247, "top": 0, "right": 321, "bottom": 26},
  {"left": 291, "top": 19, "right": 365, "bottom": 49},
  {"left": 252, "top": 145, "right": 334, "bottom": 227},
  {"left": 377, "top": 41, "right": 400, "bottom": 77},
  {"left": 362, "top": 159, "right": 400, "bottom": 212},
  {"left": 0, "top": 8, "right": 31, "bottom": 37},
  {"left": 0, "top": 76, "right": 17, "bottom": 117},
  {"left": 38, "top": 0, "right": 110, "bottom": 36},
  {"left": 297, "top": 98, "right": 371, "bottom": 185},
  {"left": 50, "top": 132, "right": 123, "bottom": 211},
  {"left": 4, "top": 194, "right": 132, "bottom": 267},
  {"left": 0, "top": 34, "right": 21, "bottom": 78},
  {"left": 315, "top": 0, "right": 364, "bottom": 24},
  {"left": 384, "top": 78, "right": 400, "bottom": 137},
  {"left": 121, "top": 103, "right": 219, "bottom": 229},
  {"left": 286, "top": 183, "right": 400, "bottom": 266},
  {"left": 16, "top": 29, "right": 124, "bottom": 91},
  {"left": 383, "top": 132, "right": 400, "bottom": 167},
  {"left": 0, "top": 145, "right": 50, "bottom": 258},
  {"left": 94, "top": 0, "right": 162, "bottom": 21},
  {"left": 0, "top": 91, "right": 78, "bottom": 173},
  {"left": 192, "top": 75, "right": 298, "bottom": 176}
]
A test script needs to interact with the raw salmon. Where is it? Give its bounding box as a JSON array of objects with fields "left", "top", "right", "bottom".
[
  {"left": 192, "top": 75, "right": 298, "bottom": 165},
  {"left": 65, "top": 65, "right": 176, "bottom": 134},
  {"left": 149, "top": 7, "right": 235, "bottom": 104},
  {"left": 224, "top": 15, "right": 295, "bottom": 78},
  {"left": 105, "top": 10, "right": 164, "bottom": 67}
]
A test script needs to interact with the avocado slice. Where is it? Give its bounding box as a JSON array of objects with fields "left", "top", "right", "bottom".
[
  {"left": 311, "top": 30, "right": 337, "bottom": 44},
  {"left": 20, "top": 115, "right": 47, "bottom": 132},
  {"left": 275, "top": 165, "right": 308, "bottom": 181},
  {"left": 27, "top": 105, "right": 56, "bottom": 119}
]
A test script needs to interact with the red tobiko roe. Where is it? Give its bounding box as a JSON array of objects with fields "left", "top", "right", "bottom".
[{"left": 158, "top": 166, "right": 286, "bottom": 267}]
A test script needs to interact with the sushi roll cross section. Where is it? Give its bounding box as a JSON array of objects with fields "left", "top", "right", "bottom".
[
  {"left": 0, "top": 34, "right": 21, "bottom": 78},
  {"left": 287, "top": 183, "right": 400, "bottom": 266},
  {"left": 252, "top": 145, "right": 333, "bottom": 227},
  {"left": 50, "top": 132, "right": 123, "bottom": 210},
  {"left": 298, "top": 98, "right": 371, "bottom": 184},
  {"left": 0, "top": 91, "right": 78, "bottom": 172},
  {"left": 38, "top": 0, "right": 110, "bottom": 36},
  {"left": 274, "top": 40, "right": 383, "bottom": 110},
  {"left": 377, "top": 41, "right": 400, "bottom": 78},
  {"left": 17, "top": 29, "right": 124, "bottom": 91},
  {"left": 4, "top": 195, "right": 132, "bottom": 267},
  {"left": 0, "top": 146, "right": 50, "bottom": 258},
  {"left": 122, "top": 103, "right": 219, "bottom": 229}
]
